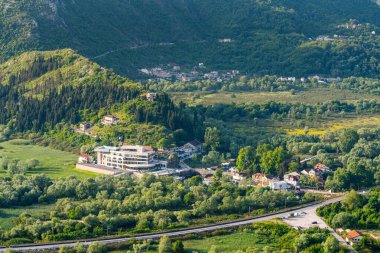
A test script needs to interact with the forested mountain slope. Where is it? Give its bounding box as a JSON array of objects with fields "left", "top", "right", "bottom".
[
  {"left": 0, "top": 49, "right": 203, "bottom": 148},
  {"left": 0, "top": 49, "right": 140, "bottom": 130},
  {"left": 1, "top": 0, "right": 380, "bottom": 77},
  {"left": 0, "top": 49, "right": 134, "bottom": 95}
]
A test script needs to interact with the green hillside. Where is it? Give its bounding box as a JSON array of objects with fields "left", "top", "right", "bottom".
[
  {"left": 0, "top": 49, "right": 203, "bottom": 149},
  {"left": 1, "top": 0, "right": 380, "bottom": 78},
  {"left": 0, "top": 49, "right": 134, "bottom": 95}
]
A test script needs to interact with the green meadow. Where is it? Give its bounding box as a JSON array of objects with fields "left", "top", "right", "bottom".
[
  {"left": 0, "top": 139, "right": 95, "bottom": 179},
  {"left": 0, "top": 204, "right": 54, "bottom": 231}
]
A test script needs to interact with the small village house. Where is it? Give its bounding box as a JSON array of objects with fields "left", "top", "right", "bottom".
[
  {"left": 300, "top": 163, "right": 329, "bottom": 182},
  {"left": 270, "top": 179, "right": 291, "bottom": 191},
  {"left": 232, "top": 172, "right": 247, "bottom": 182},
  {"left": 346, "top": 230, "right": 364, "bottom": 245},
  {"left": 252, "top": 173, "right": 276, "bottom": 187},
  {"left": 182, "top": 140, "right": 202, "bottom": 154},
  {"left": 203, "top": 176, "right": 214, "bottom": 186},
  {"left": 102, "top": 115, "right": 119, "bottom": 125},
  {"left": 146, "top": 93, "right": 157, "bottom": 102},
  {"left": 314, "top": 163, "right": 329, "bottom": 173},
  {"left": 284, "top": 172, "right": 301, "bottom": 187},
  {"left": 79, "top": 121, "right": 92, "bottom": 131}
]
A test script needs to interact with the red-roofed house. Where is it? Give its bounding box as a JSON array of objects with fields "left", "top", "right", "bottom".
[
  {"left": 314, "top": 163, "right": 330, "bottom": 173},
  {"left": 78, "top": 154, "right": 94, "bottom": 164},
  {"left": 346, "top": 230, "right": 363, "bottom": 245}
]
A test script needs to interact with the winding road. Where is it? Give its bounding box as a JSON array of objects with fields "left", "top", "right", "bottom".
[{"left": 0, "top": 196, "right": 346, "bottom": 252}]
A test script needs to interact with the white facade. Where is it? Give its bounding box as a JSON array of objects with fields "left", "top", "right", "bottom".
[
  {"left": 102, "top": 115, "right": 119, "bottom": 125},
  {"left": 95, "top": 145, "right": 167, "bottom": 170},
  {"left": 270, "top": 180, "right": 291, "bottom": 191},
  {"left": 146, "top": 93, "right": 157, "bottom": 102}
]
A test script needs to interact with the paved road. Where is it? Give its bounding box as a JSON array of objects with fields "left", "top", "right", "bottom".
[
  {"left": 282, "top": 198, "right": 357, "bottom": 252},
  {"left": 0, "top": 197, "right": 345, "bottom": 252}
]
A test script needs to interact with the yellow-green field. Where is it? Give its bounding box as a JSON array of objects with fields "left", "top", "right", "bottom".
[
  {"left": 170, "top": 88, "right": 380, "bottom": 105},
  {"left": 0, "top": 139, "right": 95, "bottom": 178},
  {"left": 287, "top": 115, "right": 380, "bottom": 135}
]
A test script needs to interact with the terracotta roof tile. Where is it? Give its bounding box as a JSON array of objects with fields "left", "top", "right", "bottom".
[{"left": 347, "top": 230, "right": 363, "bottom": 239}]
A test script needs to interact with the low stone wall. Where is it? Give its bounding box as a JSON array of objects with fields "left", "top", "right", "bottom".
[{"left": 76, "top": 163, "right": 121, "bottom": 175}]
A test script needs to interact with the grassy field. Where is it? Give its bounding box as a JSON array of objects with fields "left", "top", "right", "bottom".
[
  {"left": 182, "top": 231, "right": 286, "bottom": 252},
  {"left": 0, "top": 204, "right": 54, "bottom": 231},
  {"left": 111, "top": 222, "right": 296, "bottom": 253},
  {"left": 0, "top": 139, "right": 95, "bottom": 178},
  {"left": 287, "top": 115, "right": 380, "bottom": 135},
  {"left": 170, "top": 88, "right": 380, "bottom": 105}
]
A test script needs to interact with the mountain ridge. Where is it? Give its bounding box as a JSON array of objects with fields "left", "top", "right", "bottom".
[{"left": 1, "top": 0, "right": 380, "bottom": 78}]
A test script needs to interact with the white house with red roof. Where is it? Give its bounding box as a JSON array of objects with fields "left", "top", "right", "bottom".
[{"left": 345, "top": 230, "right": 364, "bottom": 245}]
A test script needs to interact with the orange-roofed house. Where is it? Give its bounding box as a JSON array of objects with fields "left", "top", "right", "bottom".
[
  {"left": 346, "top": 230, "right": 363, "bottom": 245},
  {"left": 314, "top": 163, "right": 330, "bottom": 173},
  {"left": 252, "top": 173, "right": 275, "bottom": 187},
  {"left": 144, "top": 146, "right": 156, "bottom": 152}
]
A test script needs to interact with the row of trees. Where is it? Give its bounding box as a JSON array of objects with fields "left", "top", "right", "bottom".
[
  {"left": 0, "top": 157, "right": 39, "bottom": 175},
  {"left": 145, "top": 75, "right": 380, "bottom": 96},
  {"left": 236, "top": 144, "right": 290, "bottom": 176},
  {"left": 317, "top": 190, "right": 380, "bottom": 230},
  {"left": 323, "top": 129, "right": 380, "bottom": 191},
  {"left": 0, "top": 174, "right": 315, "bottom": 243}
]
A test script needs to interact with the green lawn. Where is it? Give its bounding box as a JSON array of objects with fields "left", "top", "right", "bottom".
[
  {"left": 0, "top": 139, "right": 95, "bottom": 178},
  {"left": 0, "top": 204, "right": 54, "bottom": 231}
]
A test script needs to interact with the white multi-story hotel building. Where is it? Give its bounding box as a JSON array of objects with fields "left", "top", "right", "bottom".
[{"left": 94, "top": 145, "right": 167, "bottom": 170}]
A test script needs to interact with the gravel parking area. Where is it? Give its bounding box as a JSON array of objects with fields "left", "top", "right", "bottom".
[{"left": 282, "top": 207, "right": 347, "bottom": 245}]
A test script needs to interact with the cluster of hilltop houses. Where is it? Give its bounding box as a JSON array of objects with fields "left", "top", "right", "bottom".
[{"left": 139, "top": 63, "right": 240, "bottom": 82}]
